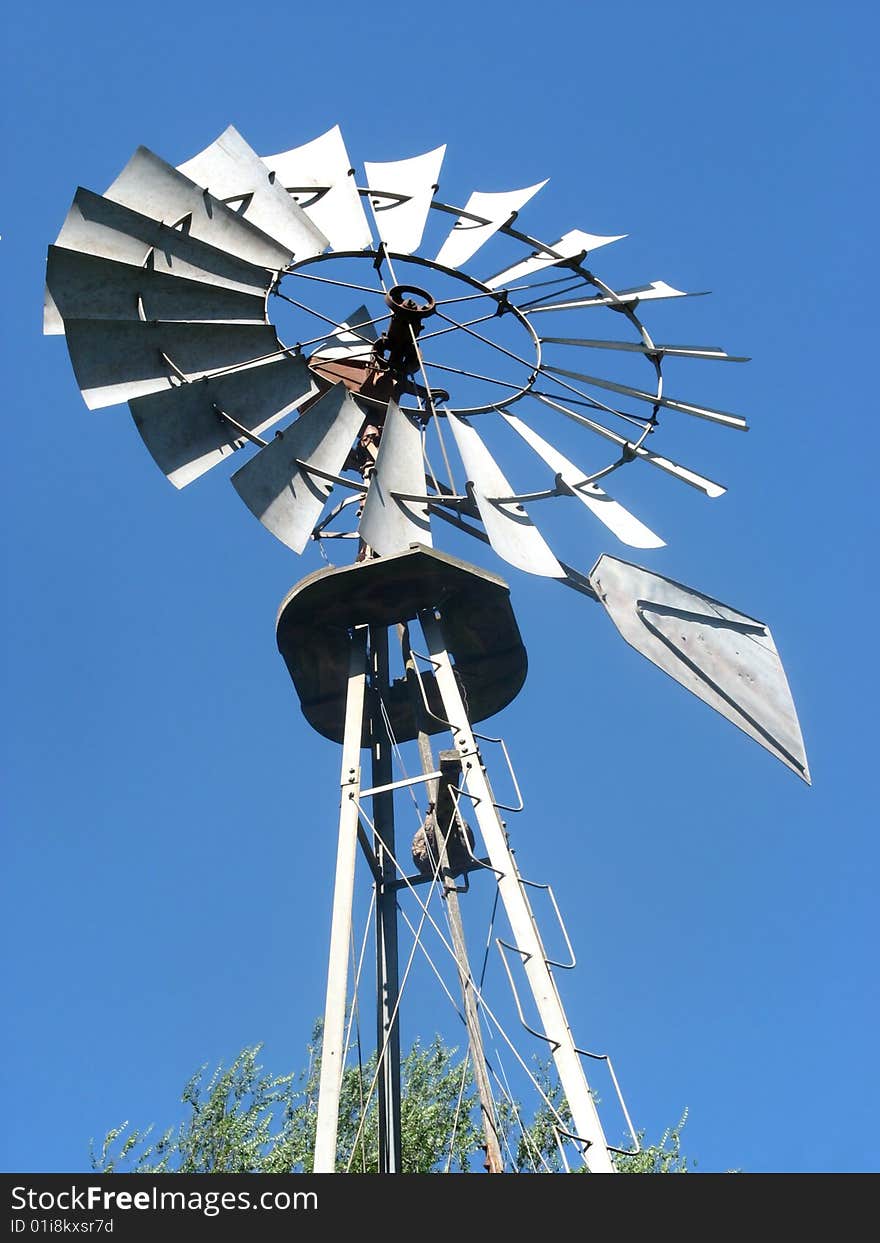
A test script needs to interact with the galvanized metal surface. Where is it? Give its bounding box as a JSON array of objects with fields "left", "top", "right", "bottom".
[
  {"left": 274, "top": 546, "right": 527, "bottom": 744},
  {"left": 46, "top": 246, "right": 267, "bottom": 326},
  {"left": 364, "top": 146, "right": 446, "bottom": 256},
  {"left": 485, "top": 228, "right": 626, "bottom": 291},
  {"left": 446, "top": 413, "right": 565, "bottom": 578},
  {"left": 590, "top": 555, "right": 810, "bottom": 782},
  {"left": 542, "top": 336, "right": 749, "bottom": 363},
  {"left": 500, "top": 411, "right": 665, "bottom": 549},
  {"left": 544, "top": 365, "right": 749, "bottom": 431},
  {"left": 230, "top": 383, "right": 365, "bottom": 553},
  {"left": 419, "top": 609, "right": 616, "bottom": 1172},
  {"left": 130, "top": 353, "right": 317, "bottom": 488},
  {"left": 434, "top": 181, "right": 548, "bottom": 271},
  {"left": 313, "top": 630, "right": 368, "bottom": 1174},
  {"left": 54, "top": 193, "right": 271, "bottom": 292},
  {"left": 64, "top": 319, "right": 282, "bottom": 409},
  {"left": 263, "top": 125, "right": 373, "bottom": 253},
  {"left": 530, "top": 392, "right": 727, "bottom": 498},
  {"left": 359, "top": 400, "right": 432, "bottom": 555},
  {"left": 527, "top": 280, "right": 694, "bottom": 314},
  {"left": 105, "top": 147, "right": 293, "bottom": 270},
  {"left": 45, "top": 188, "right": 277, "bottom": 337},
  {"left": 178, "top": 125, "right": 328, "bottom": 260}
]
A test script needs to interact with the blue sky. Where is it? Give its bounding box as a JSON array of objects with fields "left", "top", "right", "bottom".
[{"left": 3, "top": 0, "right": 877, "bottom": 1174}]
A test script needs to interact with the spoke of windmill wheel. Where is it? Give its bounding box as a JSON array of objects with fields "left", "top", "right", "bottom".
[
  {"left": 445, "top": 413, "right": 565, "bottom": 578},
  {"left": 274, "top": 291, "right": 380, "bottom": 350},
  {"left": 359, "top": 399, "right": 432, "bottom": 555},
  {"left": 499, "top": 411, "right": 665, "bottom": 549},
  {"left": 509, "top": 278, "right": 599, "bottom": 313},
  {"left": 309, "top": 304, "right": 380, "bottom": 361},
  {"left": 416, "top": 310, "right": 501, "bottom": 345},
  {"left": 230, "top": 383, "right": 366, "bottom": 553},
  {"left": 527, "top": 391, "right": 726, "bottom": 497},
  {"left": 129, "top": 353, "right": 318, "bottom": 488},
  {"left": 424, "top": 360, "right": 525, "bottom": 392},
  {"left": 484, "top": 228, "right": 626, "bottom": 291},
  {"left": 536, "top": 373, "right": 653, "bottom": 432},
  {"left": 531, "top": 388, "right": 642, "bottom": 420},
  {"left": 46, "top": 247, "right": 268, "bottom": 328},
  {"left": 432, "top": 309, "right": 535, "bottom": 371},
  {"left": 543, "top": 365, "right": 748, "bottom": 431},
  {"left": 432, "top": 309, "right": 651, "bottom": 432},
  {"left": 262, "top": 125, "right": 373, "bottom": 253},
  {"left": 105, "top": 147, "right": 294, "bottom": 271},
  {"left": 364, "top": 146, "right": 446, "bottom": 256},
  {"left": 431, "top": 272, "right": 591, "bottom": 309},
  {"left": 434, "top": 181, "right": 548, "bottom": 270},
  {"left": 285, "top": 268, "right": 390, "bottom": 297},
  {"left": 177, "top": 125, "right": 328, "bottom": 259},
  {"left": 524, "top": 280, "right": 706, "bottom": 314},
  {"left": 542, "top": 337, "right": 750, "bottom": 362},
  {"left": 283, "top": 316, "right": 390, "bottom": 354},
  {"left": 64, "top": 319, "right": 284, "bottom": 410}
]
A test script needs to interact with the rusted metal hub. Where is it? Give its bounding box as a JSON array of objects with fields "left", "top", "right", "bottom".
[{"left": 374, "top": 284, "right": 437, "bottom": 378}]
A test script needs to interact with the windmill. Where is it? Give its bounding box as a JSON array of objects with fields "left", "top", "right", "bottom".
[{"left": 44, "top": 123, "right": 809, "bottom": 1174}]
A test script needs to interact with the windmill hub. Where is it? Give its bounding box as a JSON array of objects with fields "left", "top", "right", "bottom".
[
  {"left": 376, "top": 284, "right": 437, "bottom": 380},
  {"left": 279, "top": 253, "right": 541, "bottom": 416}
]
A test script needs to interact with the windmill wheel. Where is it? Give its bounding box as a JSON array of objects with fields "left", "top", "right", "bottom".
[{"left": 45, "top": 122, "right": 752, "bottom": 578}]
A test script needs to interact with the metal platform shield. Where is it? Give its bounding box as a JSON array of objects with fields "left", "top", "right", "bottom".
[{"left": 276, "top": 545, "right": 528, "bottom": 744}]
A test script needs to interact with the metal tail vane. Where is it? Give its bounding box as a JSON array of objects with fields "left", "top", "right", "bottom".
[{"left": 45, "top": 122, "right": 810, "bottom": 1174}]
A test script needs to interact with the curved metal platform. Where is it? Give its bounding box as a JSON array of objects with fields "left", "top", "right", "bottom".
[{"left": 276, "top": 544, "right": 527, "bottom": 744}]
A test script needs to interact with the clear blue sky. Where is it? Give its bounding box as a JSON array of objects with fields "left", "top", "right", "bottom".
[{"left": 3, "top": 0, "right": 877, "bottom": 1174}]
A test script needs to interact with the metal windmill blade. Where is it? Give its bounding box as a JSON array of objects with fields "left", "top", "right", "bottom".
[
  {"left": 445, "top": 412, "right": 565, "bottom": 578},
  {"left": 359, "top": 399, "right": 432, "bottom": 556},
  {"left": 231, "top": 383, "right": 366, "bottom": 553},
  {"left": 130, "top": 354, "right": 319, "bottom": 488},
  {"left": 46, "top": 246, "right": 268, "bottom": 327},
  {"left": 44, "top": 188, "right": 280, "bottom": 335},
  {"left": 364, "top": 146, "right": 446, "bottom": 256},
  {"left": 523, "top": 279, "right": 702, "bottom": 313},
  {"left": 262, "top": 125, "right": 373, "bottom": 252},
  {"left": 484, "top": 228, "right": 626, "bottom": 290},
  {"left": 500, "top": 411, "right": 665, "bottom": 550},
  {"left": 105, "top": 146, "right": 295, "bottom": 270},
  {"left": 177, "top": 125, "right": 328, "bottom": 260},
  {"left": 434, "top": 181, "right": 548, "bottom": 271}
]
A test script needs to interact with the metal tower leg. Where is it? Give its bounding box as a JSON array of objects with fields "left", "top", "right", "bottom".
[
  {"left": 370, "top": 624, "right": 403, "bottom": 1174},
  {"left": 419, "top": 608, "right": 616, "bottom": 1174},
  {"left": 313, "top": 628, "right": 368, "bottom": 1174}
]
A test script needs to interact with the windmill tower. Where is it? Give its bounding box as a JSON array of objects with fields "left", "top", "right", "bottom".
[{"left": 44, "top": 123, "right": 809, "bottom": 1174}]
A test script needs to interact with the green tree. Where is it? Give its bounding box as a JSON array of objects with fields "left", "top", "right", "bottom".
[{"left": 92, "top": 1033, "right": 691, "bottom": 1174}]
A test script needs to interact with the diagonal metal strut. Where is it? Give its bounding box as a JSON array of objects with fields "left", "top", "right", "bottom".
[{"left": 417, "top": 607, "right": 616, "bottom": 1173}]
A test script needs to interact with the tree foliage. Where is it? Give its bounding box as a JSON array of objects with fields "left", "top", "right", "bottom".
[{"left": 92, "top": 1032, "right": 691, "bottom": 1174}]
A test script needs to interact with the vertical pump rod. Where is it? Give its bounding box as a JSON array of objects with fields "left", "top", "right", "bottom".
[{"left": 370, "top": 624, "right": 403, "bottom": 1173}]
